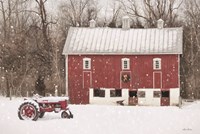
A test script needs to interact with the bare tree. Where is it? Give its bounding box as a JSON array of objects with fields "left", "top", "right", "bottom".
[
  {"left": 0, "top": 0, "right": 32, "bottom": 97},
  {"left": 108, "top": 1, "right": 122, "bottom": 27},
  {"left": 27, "top": 0, "right": 55, "bottom": 96},
  {"left": 181, "top": 0, "right": 200, "bottom": 99},
  {"left": 59, "top": 0, "right": 99, "bottom": 27},
  {"left": 119, "top": 0, "right": 183, "bottom": 28}
]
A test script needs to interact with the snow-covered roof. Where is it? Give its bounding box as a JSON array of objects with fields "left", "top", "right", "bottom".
[{"left": 63, "top": 27, "right": 183, "bottom": 55}]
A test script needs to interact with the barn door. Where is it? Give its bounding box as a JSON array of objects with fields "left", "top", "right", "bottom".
[
  {"left": 82, "top": 71, "right": 91, "bottom": 103},
  {"left": 161, "top": 90, "right": 170, "bottom": 106},
  {"left": 83, "top": 71, "right": 91, "bottom": 88},
  {"left": 120, "top": 71, "right": 132, "bottom": 89},
  {"left": 153, "top": 72, "right": 162, "bottom": 88}
]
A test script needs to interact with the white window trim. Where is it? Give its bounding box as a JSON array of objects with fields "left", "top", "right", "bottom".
[
  {"left": 153, "top": 58, "right": 161, "bottom": 70},
  {"left": 83, "top": 58, "right": 91, "bottom": 70},
  {"left": 122, "top": 58, "right": 130, "bottom": 70}
]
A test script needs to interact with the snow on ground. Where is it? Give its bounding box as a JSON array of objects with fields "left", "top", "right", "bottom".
[{"left": 0, "top": 97, "right": 200, "bottom": 134}]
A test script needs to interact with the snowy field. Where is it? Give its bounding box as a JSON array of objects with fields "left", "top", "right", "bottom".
[{"left": 0, "top": 97, "right": 200, "bottom": 134}]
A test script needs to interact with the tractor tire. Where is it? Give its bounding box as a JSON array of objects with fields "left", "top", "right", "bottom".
[
  {"left": 69, "top": 110, "right": 73, "bottom": 118},
  {"left": 18, "top": 102, "right": 39, "bottom": 121},
  {"left": 61, "top": 111, "right": 70, "bottom": 119},
  {"left": 39, "top": 112, "right": 45, "bottom": 118}
]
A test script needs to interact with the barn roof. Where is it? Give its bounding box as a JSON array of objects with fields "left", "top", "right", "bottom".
[{"left": 63, "top": 27, "right": 183, "bottom": 55}]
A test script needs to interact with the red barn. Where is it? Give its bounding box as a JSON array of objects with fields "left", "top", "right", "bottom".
[{"left": 63, "top": 18, "right": 183, "bottom": 106}]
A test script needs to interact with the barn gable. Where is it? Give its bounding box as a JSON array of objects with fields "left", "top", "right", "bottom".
[{"left": 63, "top": 27, "right": 183, "bottom": 55}]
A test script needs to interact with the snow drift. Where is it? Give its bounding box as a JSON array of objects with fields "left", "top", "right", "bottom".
[{"left": 0, "top": 97, "right": 200, "bottom": 134}]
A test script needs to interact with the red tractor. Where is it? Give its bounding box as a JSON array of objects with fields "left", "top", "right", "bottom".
[{"left": 18, "top": 96, "right": 73, "bottom": 121}]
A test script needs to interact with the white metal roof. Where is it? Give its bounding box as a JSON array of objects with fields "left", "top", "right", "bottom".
[{"left": 63, "top": 27, "right": 183, "bottom": 55}]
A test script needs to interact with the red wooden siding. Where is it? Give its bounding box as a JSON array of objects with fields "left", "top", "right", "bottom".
[{"left": 68, "top": 55, "right": 179, "bottom": 104}]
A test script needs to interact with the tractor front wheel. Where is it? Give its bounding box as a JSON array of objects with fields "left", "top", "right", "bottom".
[
  {"left": 39, "top": 112, "right": 45, "bottom": 118},
  {"left": 61, "top": 110, "right": 73, "bottom": 119},
  {"left": 61, "top": 111, "right": 70, "bottom": 119},
  {"left": 18, "top": 102, "right": 39, "bottom": 121}
]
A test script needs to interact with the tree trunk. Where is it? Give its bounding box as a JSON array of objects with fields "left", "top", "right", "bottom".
[{"left": 185, "top": 74, "right": 195, "bottom": 99}]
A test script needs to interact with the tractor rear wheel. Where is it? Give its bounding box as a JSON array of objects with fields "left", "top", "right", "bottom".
[{"left": 18, "top": 102, "right": 39, "bottom": 121}]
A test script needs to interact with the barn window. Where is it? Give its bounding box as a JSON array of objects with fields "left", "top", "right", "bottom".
[
  {"left": 122, "top": 58, "right": 130, "bottom": 70},
  {"left": 83, "top": 58, "right": 91, "bottom": 69},
  {"left": 153, "top": 91, "right": 161, "bottom": 98},
  {"left": 137, "top": 91, "right": 145, "bottom": 98},
  {"left": 129, "top": 91, "right": 137, "bottom": 97},
  {"left": 93, "top": 89, "right": 105, "bottom": 97},
  {"left": 161, "top": 91, "right": 169, "bottom": 97},
  {"left": 110, "top": 89, "right": 122, "bottom": 97},
  {"left": 153, "top": 58, "right": 161, "bottom": 70}
]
